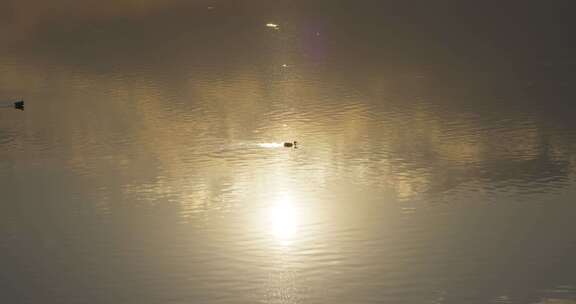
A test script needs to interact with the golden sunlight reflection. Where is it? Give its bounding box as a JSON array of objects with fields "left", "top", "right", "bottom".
[
  {"left": 257, "top": 142, "right": 284, "bottom": 148},
  {"left": 266, "top": 23, "right": 280, "bottom": 30},
  {"left": 268, "top": 194, "right": 300, "bottom": 244}
]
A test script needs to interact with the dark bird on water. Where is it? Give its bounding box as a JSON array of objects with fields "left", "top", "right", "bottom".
[
  {"left": 284, "top": 141, "right": 297, "bottom": 148},
  {"left": 14, "top": 100, "right": 24, "bottom": 110}
]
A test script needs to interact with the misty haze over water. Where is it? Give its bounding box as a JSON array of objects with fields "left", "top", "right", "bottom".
[{"left": 1, "top": 1, "right": 576, "bottom": 303}]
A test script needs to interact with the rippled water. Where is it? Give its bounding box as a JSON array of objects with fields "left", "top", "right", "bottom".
[{"left": 2, "top": 1, "right": 576, "bottom": 303}]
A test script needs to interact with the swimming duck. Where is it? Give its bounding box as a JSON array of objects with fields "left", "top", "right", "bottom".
[
  {"left": 14, "top": 100, "right": 24, "bottom": 110},
  {"left": 284, "top": 141, "right": 297, "bottom": 148}
]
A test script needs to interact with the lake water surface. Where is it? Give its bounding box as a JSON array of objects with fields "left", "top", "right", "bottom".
[{"left": 2, "top": 1, "right": 576, "bottom": 303}]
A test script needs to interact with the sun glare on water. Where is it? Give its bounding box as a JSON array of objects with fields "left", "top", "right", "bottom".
[{"left": 269, "top": 194, "right": 299, "bottom": 245}]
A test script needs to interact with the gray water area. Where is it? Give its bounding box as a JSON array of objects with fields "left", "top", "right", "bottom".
[{"left": 1, "top": 1, "right": 576, "bottom": 303}]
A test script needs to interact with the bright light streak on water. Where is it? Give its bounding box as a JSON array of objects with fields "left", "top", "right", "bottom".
[{"left": 257, "top": 142, "right": 284, "bottom": 148}]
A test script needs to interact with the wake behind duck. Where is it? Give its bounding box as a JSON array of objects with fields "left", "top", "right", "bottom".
[{"left": 0, "top": 100, "right": 24, "bottom": 110}]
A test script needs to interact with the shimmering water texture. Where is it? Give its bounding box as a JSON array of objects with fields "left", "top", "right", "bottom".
[{"left": 1, "top": 1, "right": 576, "bottom": 303}]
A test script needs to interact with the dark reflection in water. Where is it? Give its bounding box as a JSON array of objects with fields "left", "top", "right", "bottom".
[{"left": 1, "top": 1, "right": 576, "bottom": 303}]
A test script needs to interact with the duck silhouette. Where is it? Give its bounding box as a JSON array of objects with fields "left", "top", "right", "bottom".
[
  {"left": 284, "top": 141, "right": 297, "bottom": 148},
  {"left": 14, "top": 100, "right": 24, "bottom": 110}
]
